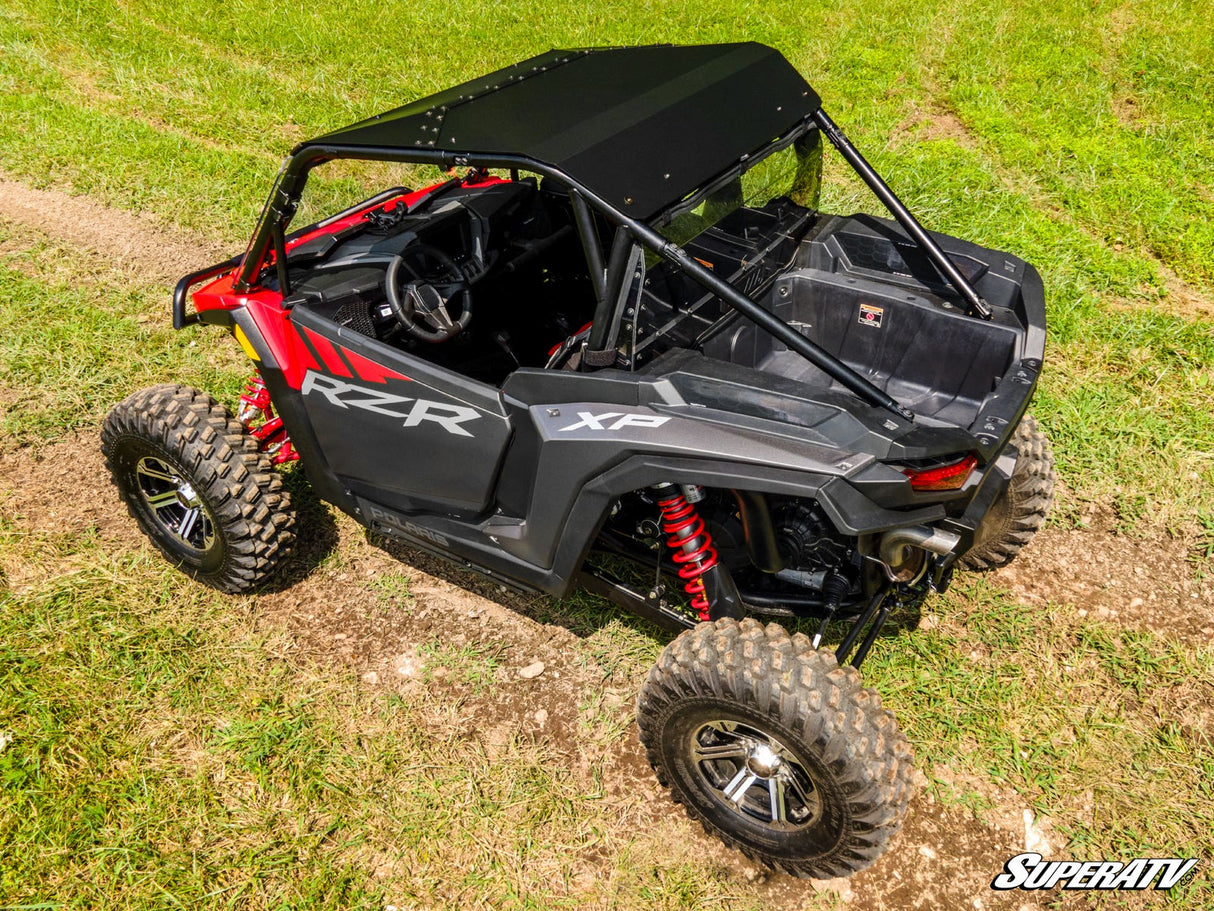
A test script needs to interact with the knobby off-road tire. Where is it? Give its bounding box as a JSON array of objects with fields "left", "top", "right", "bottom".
[
  {"left": 637, "top": 618, "right": 914, "bottom": 879},
  {"left": 960, "top": 414, "right": 1056, "bottom": 572},
  {"left": 101, "top": 384, "right": 294, "bottom": 593}
]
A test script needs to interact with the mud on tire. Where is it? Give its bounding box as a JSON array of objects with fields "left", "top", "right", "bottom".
[
  {"left": 101, "top": 384, "right": 295, "bottom": 593},
  {"left": 960, "top": 414, "right": 1056, "bottom": 572},
  {"left": 637, "top": 617, "right": 914, "bottom": 879}
]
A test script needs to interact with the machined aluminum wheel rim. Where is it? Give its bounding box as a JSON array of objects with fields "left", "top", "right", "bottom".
[
  {"left": 690, "top": 719, "right": 821, "bottom": 830},
  {"left": 135, "top": 456, "right": 215, "bottom": 552}
]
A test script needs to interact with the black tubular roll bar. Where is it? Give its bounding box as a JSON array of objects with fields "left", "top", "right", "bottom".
[
  {"left": 230, "top": 109, "right": 989, "bottom": 423},
  {"left": 569, "top": 189, "right": 607, "bottom": 307},
  {"left": 173, "top": 252, "right": 244, "bottom": 329},
  {"left": 812, "top": 109, "right": 993, "bottom": 321}
]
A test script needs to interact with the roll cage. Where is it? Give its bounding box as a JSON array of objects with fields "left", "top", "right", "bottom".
[{"left": 179, "top": 44, "right": 997, "bottom": 425}]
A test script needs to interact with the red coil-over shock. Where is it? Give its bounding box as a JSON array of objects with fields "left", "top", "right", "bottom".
[
  {"left": 237, "top": 373, "right": 298, "bottom": 465},
  {"left": 656, "top": 486, "right": 719, "bottom": 622}
]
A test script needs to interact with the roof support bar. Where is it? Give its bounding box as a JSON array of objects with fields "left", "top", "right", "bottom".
[
  {"left": 813, "top": 108, "right": 993, "bottom": 321},
  {"left": 569, "top": 189, "right": 607, "bottom": 308},
  {"left": 587, "top": 226, "right": 636, "bottom": 353}
]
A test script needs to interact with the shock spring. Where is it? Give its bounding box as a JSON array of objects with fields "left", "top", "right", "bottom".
[
  {"left": 656, "top": 488, "right": 719, "bottom": 622},
  {"left": 238, "top": 373, "right": 298, "bottom": 465}
]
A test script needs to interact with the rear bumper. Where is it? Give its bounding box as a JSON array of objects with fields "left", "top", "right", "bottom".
[{"left": 939, "top": 445, "right": 1018, "bottom": 556}]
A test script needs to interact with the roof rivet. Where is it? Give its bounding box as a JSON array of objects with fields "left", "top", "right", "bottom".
[
  {"left": 776, "top": 106, "right": 782, "bottom": 111},
  {"left": 624, "top": 196, "right": 634, "bottom": 205},
  {"left": 663, "top": 173, "right": 670, "bottom": 179}
]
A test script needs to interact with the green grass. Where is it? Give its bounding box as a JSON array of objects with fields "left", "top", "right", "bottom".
[
  {"left": 0, "top": 523, "right": 763, "bottom": 909},
  {"left": 1, "top": 0, "right": 1213, "bottom": 906},
  {"left": 367, "top": 570, "right": 414, "bottom": 608},
  {"left": 0, "top": 227, "right": 245, "bottom": 444},
  {"left": 419, "top": 638, "right": 508, "bottom": 693},
  {"left": 5, "top": 486, "right": 1212, "bottom": 906}
]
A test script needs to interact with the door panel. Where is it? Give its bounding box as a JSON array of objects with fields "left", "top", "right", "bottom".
[{"left": 289, "top": 306, "right": 512, "bottom": 515}]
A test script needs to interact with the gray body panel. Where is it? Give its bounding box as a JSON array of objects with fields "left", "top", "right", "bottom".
[{"left": 280, "top": 328, "right": 955, "bottom": 597}]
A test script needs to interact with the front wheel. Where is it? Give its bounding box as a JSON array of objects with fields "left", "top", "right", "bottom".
[
  {"left": 101, "top": 384, "right": 295, "bottom": 593},
  {"left": 637, "top": 618, "right": 914, "bottom": 878}
]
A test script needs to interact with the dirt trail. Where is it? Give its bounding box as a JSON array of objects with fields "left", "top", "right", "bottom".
[
  {"left": 996, "top": 512, "right": 1214, "bottom": 641},
  {"left": 0, "top": 172, "right": 229, "bottom": 285},
  {"left": 1, "top": 178, "right": 1204, "bottom": 908}
]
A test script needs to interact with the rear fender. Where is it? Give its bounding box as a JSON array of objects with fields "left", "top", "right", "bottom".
[{"left": 541, "top": 454, "right": 947, "bottom": 595}]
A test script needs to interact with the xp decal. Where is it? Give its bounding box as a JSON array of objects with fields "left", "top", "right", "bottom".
[
  {"left": 300, "top": 371, "right": 481, "bottom": 437},
  {"left": 557, "top": 411, "right": 672, "bottom": 432}
]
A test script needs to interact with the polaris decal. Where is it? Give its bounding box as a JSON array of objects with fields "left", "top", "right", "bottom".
[
  {"left": 301, "top": 371, "right": 480, "bottom": 437},
  {"left": 557, "top": 411, "right": 671, "bottom": 432},
  {"left": 364, "top": 502, "right": 450, "bottom": 547}
]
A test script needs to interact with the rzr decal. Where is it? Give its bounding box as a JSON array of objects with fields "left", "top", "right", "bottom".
[
  {"left": 302, "top": 371, "right": 479, "bottom": 437},
  {"left": 558, "top": 411, "right": 671, "bottom": 432}
]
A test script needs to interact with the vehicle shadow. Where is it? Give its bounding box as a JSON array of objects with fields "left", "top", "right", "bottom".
[
  {"left": 364, "top": 528, "right": 926, "bottom": 657},
  {"left": 259, "top": 468, "right": 342, "bottom": 593},
  {"left": 365, "top": 531, "right": 681, "bottom": 646}
]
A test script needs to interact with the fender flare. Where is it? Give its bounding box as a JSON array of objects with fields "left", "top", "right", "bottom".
[{"left": 544, "top": 453, "right": 946, "bottom": 597}]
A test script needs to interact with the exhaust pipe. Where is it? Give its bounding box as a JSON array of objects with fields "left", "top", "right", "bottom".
[{"left": 878, "top": 525, "right": 960, "bottom": 582}]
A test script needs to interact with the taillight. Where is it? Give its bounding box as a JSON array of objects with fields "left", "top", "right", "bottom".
[{"left": 902, "top": 453, "right": 978, "bottom": 491}]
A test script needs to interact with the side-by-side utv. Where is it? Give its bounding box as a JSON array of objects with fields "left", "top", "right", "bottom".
[{"left": 102, "top": 43, "right": 1055, "bottom": 878}]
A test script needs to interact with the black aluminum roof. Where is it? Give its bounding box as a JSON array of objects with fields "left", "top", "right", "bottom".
[{"left": 304, "top": 43, "right": 821, "bottom": 220}]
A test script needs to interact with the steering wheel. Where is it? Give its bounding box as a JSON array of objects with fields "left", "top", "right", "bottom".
[{"left": 385, "top": 243, "right": 473, "bottom": 343}]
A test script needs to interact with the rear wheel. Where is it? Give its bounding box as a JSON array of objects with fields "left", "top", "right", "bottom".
[
  {"left": 637, "top": 618, "right": 914, "bottom": 878},
  {"left": 960, "top": 414, "right": 1056, "bottom": 571},
  {"left": 102, "top": 384, "right": 294, "bottom": 593}
]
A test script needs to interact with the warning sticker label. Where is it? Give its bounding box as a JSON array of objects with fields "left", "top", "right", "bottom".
[{"left": 858, "top": 303, "right": 884, "bottom": 327}]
